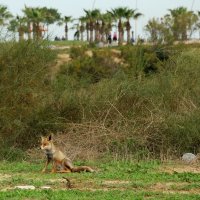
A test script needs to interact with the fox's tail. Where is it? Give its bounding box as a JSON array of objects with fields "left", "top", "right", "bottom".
[
  {"left": 62, "top": 158, "right": 94, "bottom": 173},
  {"left": 71, "top": 166, "right": 94, "bottom": 173}
]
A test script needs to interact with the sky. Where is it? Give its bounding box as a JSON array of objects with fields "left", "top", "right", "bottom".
[{"left": 1, "top": 0, "right": 199, "bottom": 40}]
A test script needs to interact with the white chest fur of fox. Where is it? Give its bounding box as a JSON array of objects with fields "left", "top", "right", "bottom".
[{"left": 40, "top": 135, "right": 94, "bottom": 173}]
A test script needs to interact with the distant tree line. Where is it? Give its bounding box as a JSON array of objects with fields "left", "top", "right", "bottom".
[{"left": 0, "top": 4, "right": 200, "bottom": 44}]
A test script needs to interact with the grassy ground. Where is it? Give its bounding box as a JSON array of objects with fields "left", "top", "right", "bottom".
[
  {"left": 1, "top": 161, "right": 200, "bottom": 199},
  {"left": 1, "top": 41, "right": 200, "bottom": 199}
]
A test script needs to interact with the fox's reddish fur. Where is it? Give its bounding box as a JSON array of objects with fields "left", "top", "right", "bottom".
[{"left": 40, "top": 135, "right": 94, "bottom": 173}]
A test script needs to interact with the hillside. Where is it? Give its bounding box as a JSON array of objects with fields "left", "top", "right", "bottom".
[{"left": 0, "top": 41, "right": 200, "bottom": 161}]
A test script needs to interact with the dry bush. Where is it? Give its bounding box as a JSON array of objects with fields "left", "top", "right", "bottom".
[{"left": 48, "top": 122, "right": 124, "bottom": 161}]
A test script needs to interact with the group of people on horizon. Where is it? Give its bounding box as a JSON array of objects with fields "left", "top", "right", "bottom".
[
  {"left": 107, "top": 31, "right": 135, "bottom": 45},
  {"left": 54, "top": 36, "right": 66, "bottom": 41},
  {"left": 54, "top": 31, "right": 139, "bottom": 44},
  {"left": 107, "top": 32, "right": 118, "bottom": 44}
]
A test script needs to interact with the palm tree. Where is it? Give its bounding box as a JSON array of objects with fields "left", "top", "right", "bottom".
[
  {"left": 0, "top": 5, "right": 12, "bottom": 26},
  {"left": 23, "top": 7, "right": 44, "bottom": 40},
  {"left": 41, "top": 7, "right": 61, "bottom": 39},
  {"left": 168, "top": 7, "right": 198, "bottom": 40},
  {"left": 124, "top": 8, "right": 142, "bottom": 44},
  {"left": 93, "top": 9, "right": 101, "bottom": 42},
  {"left": 8, "top": 18, "right": 18, "bottom": 39},
  {"left": 8, "top": 16, "right": 28, "bottom": 41},
  {"left": 84, "top": 9, "right": 93, "bottom": 42},
  {"left": 62, "top": 16, "right": 72, "bottom": 40},
  {"left": 108, "top": 7, "right": 127, "bottom": 45},
  {"left": 84, "top": 9, "right": 100, "bottom": 43},
  {"left": 22, "top": 6, "right": 34, "bottom": 39},
  {"left": 145, "top": 18, "right": 165, "bottom": 43},
  {"left": 83, "top": 9, "right": 93, "bottom": 43},
  {"left": 85, "top": 15, "right": 90, "bottom": 42},
  {"left": 23, "top": 6, "right": 60, "bottom": 40},
  {"left": 99, "top": 13, "right": 107, "bottom": 42},
  {"left": 79, "top": 16, "right": 86, "bottom": 41},
  {"left": 101, "top": 12, "right": 114, "bottom": 43}
]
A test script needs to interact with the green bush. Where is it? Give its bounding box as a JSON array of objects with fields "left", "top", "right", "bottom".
[
  {"left": 50, "top": 45, "right": 200, "bottom": 159},
  {"left": 120, "top": 45, "right": 172, "bottom": 76},
  {"left": 61, "top": 48, "right": 122, "bottom": 84},
  {"left": 0, "top": 40, "right": 56, "bottom": 149},
  {"left": 1, "top": 42, "right": 200, "bottom": 160}
]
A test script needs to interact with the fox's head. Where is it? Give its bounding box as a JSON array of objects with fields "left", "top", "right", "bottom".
[{"left": 40, "top": 135, "right": 53, "bottom": 151}]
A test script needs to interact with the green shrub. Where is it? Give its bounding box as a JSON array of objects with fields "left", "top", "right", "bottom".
[
  {"left": 61, "top": 48, "right": 122, "bottom": 84},
  {"left": 1, "top": 41, "right": 200, "bottom": 160},
  {"left": 0, "top": 40, "right": 56, "bottom": 149},
  {"left": 121, "top": 45, "right": 172, "bottom": 75}
]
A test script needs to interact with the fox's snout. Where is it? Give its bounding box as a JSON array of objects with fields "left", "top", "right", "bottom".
[
  {"left": 40, "top": 140, "right": 51, "bottom": 150},
  {"left": 40, "top": 145, "right": 44, "bottom": 150},
  {"left": 40, "top": 143, "right": 50, "bottom": 150}
]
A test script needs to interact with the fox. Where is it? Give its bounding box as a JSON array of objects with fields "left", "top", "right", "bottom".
[{"left": 40, "top": 135, "right": 94, "bottom": 173}]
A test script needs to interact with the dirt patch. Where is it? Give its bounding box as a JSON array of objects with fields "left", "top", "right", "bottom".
[
  {"left": 0, "top": 173, "right": 11, "bottom": 181},
  {"left": 113, "top": 57, "right": 122, "bottom": 64},
  {"left": 57, "top": 53, "right": 71, "bottom": 62},
  {"left": 151, "top": 182, "right": 187, "bottom": 190},
  {"left": 111, "top": 49, "right": 121, "bottom": 55},
  {"left": 50, "top": 45, "right": 71, "bottom": 50},
  {"left": 85, "top": 50, "right": 93, "bottom": 57},
  {"left": 50, "top": 53, "right": 71, "bottom": 79},
  {"left": 150, "top": 182, "right": 200, "bottom": 195},
  {"left": 103, "top": 180, "right": 130, "bottom": 185},
  {"left": 160, "top": 163, "right": 200, "bottom": 174}
]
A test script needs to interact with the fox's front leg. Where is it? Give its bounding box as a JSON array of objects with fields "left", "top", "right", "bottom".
[
  {"left": 42, "top": 158, "right": 51, "bottom": 173},
  {"left": 51, "top": 160, "right": 57, "bottom": 173}
]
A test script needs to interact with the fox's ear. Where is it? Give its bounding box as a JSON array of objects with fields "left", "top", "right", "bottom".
[{"left": 48, "top": 134, "right": 52, "bottom": 141}]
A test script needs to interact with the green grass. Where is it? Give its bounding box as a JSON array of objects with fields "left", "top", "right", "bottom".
[
  {"left": 1, "top": 42, "right": 200, "bottom": 200},
  {"left": 1, "top": 161, "right": 200, "bottom": 199}
]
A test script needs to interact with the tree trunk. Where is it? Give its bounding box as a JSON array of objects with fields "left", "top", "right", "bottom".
[
  {"left": 86, "top": 29, "right": 89, "bottom": 42},
  {"left": 46, "top": 24, "right": 49, "bottom": 40},
  {"left": 118, "top": 19, "right": 123, "bottom": 45},
  {"left": 33, "top": 23, "right": 37, "bottom": 40},
  {"left": 89, "top": 21, "right": 94, "bottom": 43},
  {"left": 65, "top": 31, "right": 68, "bottom": 40},
  {"left": 27, "top": 22, "right": 32, "bottom": 40},
  {"left": 39, "top": 25, "right": 43, "bottom": 39},
  {"left": 86, "top": 22, "right": 90, "bottom": 42},
  {"left": 80, "top": 23, "right": 85, "bottom": 41},
  {"left": 90, "top": 30, "right": 93, "bottom": 43},
  {"left": 18, "top": 27, "right": 24, "bottom": 41},
  {"left": 182, "top": 30, "right": 187, "bottom": 40},
  {"left": 101, "top": 33, "right": 106, "bottom": 43},
  {"left": 126, "top": 20, "right": 131, "bottom": 44},
  {"left": 127, "top": 29, "right": 131, "bottom": 44},
  {"left": 65, "top": 24, "right": 68, "bottom": 40},
  {"left": 35, "top": 22, "right": 42, "bottom": 40},
  {"left": 95, "top": 21, "right": 100, "bottom": 42},
  {"left": 100, "top": 22, "right": 105, "bottom": 42},
  {"left": 80, "top": 31, "right": 84, "bottom": 41}
]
